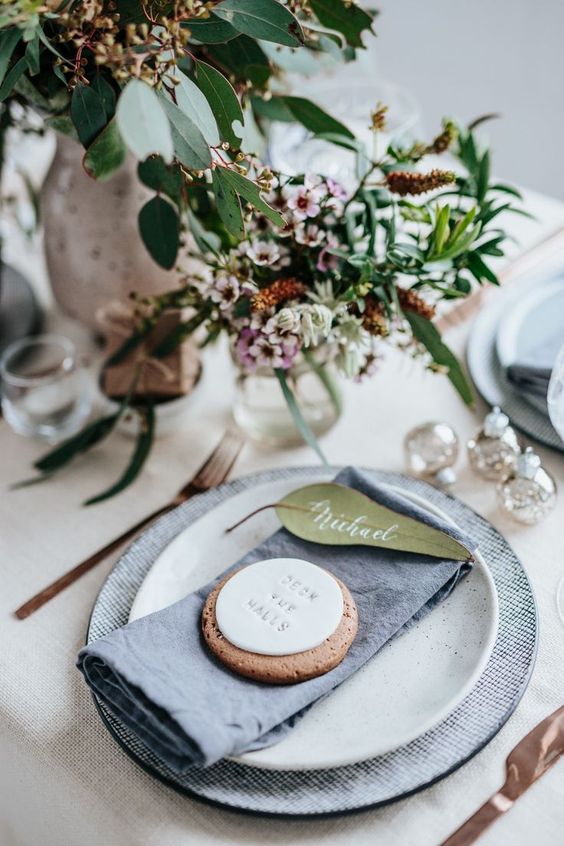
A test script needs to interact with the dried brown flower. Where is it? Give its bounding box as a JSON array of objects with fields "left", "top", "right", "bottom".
[
  {"left": 361, "top": 296, "right": 389, "bottom": 336},
  {"left": 397, "top": 287, "right": 436, "bottom": 320},
  {"left": 427, "top": 120, "right": 457, "bottom": 155},
  {"left": 385, "top": 169, "right": 456, "bottom": 197},
  {"left": 370, "top": 102, "right": 388, "bottom": 132},
  {"left": 251, "top": 278, "right": 306, "bottom": 312}
]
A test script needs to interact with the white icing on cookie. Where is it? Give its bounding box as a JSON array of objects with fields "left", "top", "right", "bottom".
[{"left": 214, "top": 557, "right": 344, "bottom": 656}]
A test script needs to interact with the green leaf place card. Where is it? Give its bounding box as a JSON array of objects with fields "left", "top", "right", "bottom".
[{"left": 227, "top": 482, "right": 473, "bottom": 562}]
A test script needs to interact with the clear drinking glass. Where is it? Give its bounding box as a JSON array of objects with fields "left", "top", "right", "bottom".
[
  {"left": 547, "top": 341, "right": 564, "bottom": 622},
  {"left": 232, "top": 350, "right": 342, "bottom": 446},
  {"left": 0, "top": 334, "right": 92, "bottom": 441},
  {"left": 268, "top": 79, "right": 420, "bottom": 187}
]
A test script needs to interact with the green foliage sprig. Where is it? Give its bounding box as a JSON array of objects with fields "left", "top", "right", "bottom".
[
  {"left": 0, "top": 0, "right": 375, "bottom": 266},
  {"left": 27, "top": 115, "right": 524, "bottom": 503}
]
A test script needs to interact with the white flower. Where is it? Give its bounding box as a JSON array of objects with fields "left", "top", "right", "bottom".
[
  {"left": 307, "top": 280, "right": 346, "bottom": 314},
  {"left": 270, "top": 307, "right": 301, "bottom": 335},
  {"left": 286, "top": 175, "right": 324, "bottom": 221},
  {"left": 210, "top": 272, "right": 240, "bottom": 311},
  {"left": 298, "top": 304, "right": 334, "bottom": 348},
  {"left": 335, "top": 345, "right": 367, "bottom": 378},
  {"left": 249, "top": 334, "right": 286, "bottom": 369},
  {"left": 295, "top": 223, "right": 326, "bottom": 247},
  {"left": 334, "top": 315, "right": 371, "bottom": 347},
  {"left": 241, "top": 279, "right": 258, "bottom": 296},
  {"left": 246, "top": 239, "right": 281, "bottom": 267},
  {"left": 333, "top": 316, "right": 373, "bottom": 377},
  {"left": 250, "top": 308, "right": 275, "bottom": 331}
]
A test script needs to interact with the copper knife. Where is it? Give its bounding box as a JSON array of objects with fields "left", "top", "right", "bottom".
[{"left": 440, "top": 706, "right": 564, "bottom": 846}]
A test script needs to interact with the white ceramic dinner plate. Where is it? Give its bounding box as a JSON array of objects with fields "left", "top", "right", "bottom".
[
  {"left": 129, "top": 475, "right": 498, "bottom": 771},
  {"left": 467, "top": 271, "right": 564, "bottom": 451},
  {"left": 495, "top": 273, "right": 564, "bottom": 413}
]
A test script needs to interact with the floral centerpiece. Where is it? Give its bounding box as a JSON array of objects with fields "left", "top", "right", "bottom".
[
  {"left": 0, "top": 0, "right": 374, "bottom": 268},
  {"left": 28, "top": 113, "right": 524, "bottom": 499}
]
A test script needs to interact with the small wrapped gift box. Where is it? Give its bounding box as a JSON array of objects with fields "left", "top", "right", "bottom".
[{"left": 100, "top": 305, "right": 201, "bottom": 401}]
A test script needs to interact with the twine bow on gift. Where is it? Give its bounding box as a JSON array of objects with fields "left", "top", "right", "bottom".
[{"left": 96, "top": 301, "right": 176, "bottom": 385}]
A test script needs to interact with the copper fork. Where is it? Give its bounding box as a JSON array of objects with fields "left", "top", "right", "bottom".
[{"left": 15, "top": 428, "right": 245, "bottom": 620}]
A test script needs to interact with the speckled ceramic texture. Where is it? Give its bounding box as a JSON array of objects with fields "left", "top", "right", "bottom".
[
  {"left": 41, "top": 136, "right": 176, "bottom": 331},
  {"left": 87, "top": 467, "right": 538, "bottom": 817},
  {"left": 126, "top": 476, "right": 498, "bottom": 769}
]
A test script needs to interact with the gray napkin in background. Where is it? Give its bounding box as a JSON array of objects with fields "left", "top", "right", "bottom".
[{"left": 77, "top": 466, "right": 476, "bottom": 772}]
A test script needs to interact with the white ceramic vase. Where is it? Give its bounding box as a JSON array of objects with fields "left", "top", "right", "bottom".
[{"left": 41, "top": 134, "right": 177, "bottom": 332}]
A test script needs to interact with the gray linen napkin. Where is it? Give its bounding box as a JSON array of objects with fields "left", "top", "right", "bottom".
[{"left": 77, "top": 467, "right": 476, "bottom": 772}]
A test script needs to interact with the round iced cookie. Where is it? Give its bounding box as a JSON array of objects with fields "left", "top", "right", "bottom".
[
  {"left": 216, "top": 557, "right": 345, "bottom": 656},
  {"left": 201, "top": 558, "right": 358, "bottom": 685}
]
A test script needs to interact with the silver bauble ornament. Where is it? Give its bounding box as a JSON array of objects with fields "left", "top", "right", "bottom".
[
  {"left": 467, "top": 406, "right": 520, "bottom": 481},
  {"left": 496, "top": 447, "right": 557, "bottom": 524}
]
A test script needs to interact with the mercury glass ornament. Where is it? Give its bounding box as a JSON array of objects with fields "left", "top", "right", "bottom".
[
  {"left": 467, "top": 406, "right": 520, "bottom": 481},
  {"left": 496, "top": 447, "right": 557, "bottom": 524},
  {"left": 404, "top": 422, "right": 459, "bottom": 480}
]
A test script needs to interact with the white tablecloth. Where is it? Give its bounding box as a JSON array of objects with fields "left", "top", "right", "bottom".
[{"left": 2, "top": 188, "right": 564, "bottom": 846}]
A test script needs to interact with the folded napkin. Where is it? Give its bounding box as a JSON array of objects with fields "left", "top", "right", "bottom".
[
  {"left": 78, "top": 467, "right": 476, "bottom": 772},
  {"left": 506, "top": 363, "right": 551, "bottom": 399}
]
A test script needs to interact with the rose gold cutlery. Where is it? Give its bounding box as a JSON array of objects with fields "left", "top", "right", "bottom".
[
  {"left": 440, "top": 705, "right": 564, "bottom": 846},
  {"left": 14, "top": 427, "right": 245, "bottom": 620}
]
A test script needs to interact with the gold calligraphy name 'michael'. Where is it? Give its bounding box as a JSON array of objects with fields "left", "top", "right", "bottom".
[{"left": 308, "top": 499, "right": 399, "bottom": 542}]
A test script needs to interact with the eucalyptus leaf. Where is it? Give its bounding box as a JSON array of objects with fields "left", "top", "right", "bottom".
[
  {"left": 91, "top": 74, "right": 116, "bottom": 119},
  {"left": 252, "top": 94, "right": 354, "bottom": 139},
  {"left": 212, "top": 167, "right": 244, "bottom": 238},
  {"left": 315, "top": 131, "right": 365, "bottom": 153},
  {"left": 303, "top": 349, "right": 341, "bottom": 415},
  {"left": 138, "top": 156, "right": 182, "bottom": 204},
  {"left": 83, "top": 118, "right": 126, "bottom": 181},
  {"left": 34, "top": 413, "right": 119, "bottom": 474},
  {"left": 218, "top": 167, "right": 285, "bottom": 227},
  {"left": 138, "top": 195, "right": 180, "bottom": 269},
  {"left": 185, "top": 14, "right": 239, "bottom": 43},
  {"left": 0, "top": 56, "right": 29, "bottom": 103},
  {"left": 159, "top": 94, "right": 211, "bottom": 169},
  {"left": 405, "top": 311, "right": 474, "bottom": 406},
  {"left": 275, "top": 369, "right": 328, "bottom": 467},
  {"left": 208, "top": 35, "right": 271, "bottom": 89},
  {"left": 0, "top": 28, "right": 22, "bottom": 87},
  {"left": 274, "top": 482, "right": 473, "bottom": 561},
  {"left": 84, "top": 404, "right": 155, "bottom": 506},
  {"left": 195, "top": 59, "right": 244, "bottom": 147},
  {"left": 283, "top": 95, "right": 354, "bottom": 138},
  {"left": 309, "top": 0, "right": 373, "bottom": 47},
  {"left": 171, "top": 70, "right": 220, "bottom": 146},
  {"left": 115, "top": 0, "right": 148, "bottom": 24},
  {"left": 25, "top": 35, "right": 40, "bottom": 76},
  {"left": 187, "top": 208, "right": 222, "bottom": 254},
  {"left": 71, "top": 82, "right": 107, "bottom": 147},
  {"left": 116, "top": 79, "right": 173, "bottom": 163},
  {"left": 214, "top": 0, "right": 304, "bottom": 47},
  {"left": 139, "top": 197, "right": 180, "bottom": 270}
]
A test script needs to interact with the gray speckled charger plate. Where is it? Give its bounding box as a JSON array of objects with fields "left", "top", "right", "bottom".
[
  {"left": 466, "top": 272, "right": 564, "bottom": 452},
  {"left": 86, "top": 467, "right": 538, "bottom": 817}
]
